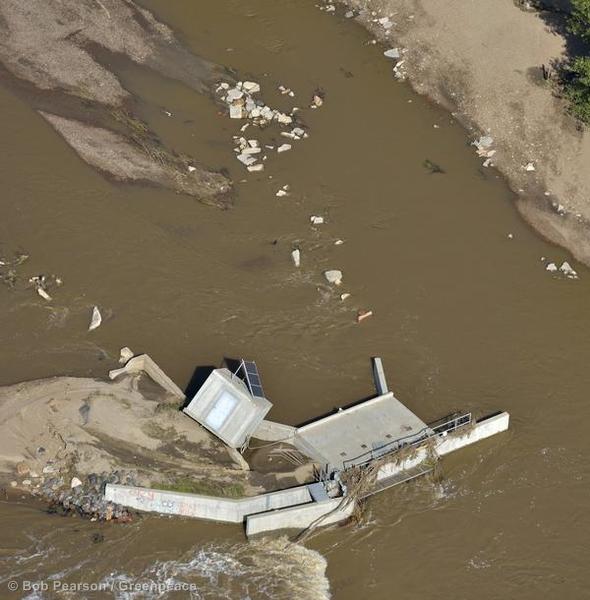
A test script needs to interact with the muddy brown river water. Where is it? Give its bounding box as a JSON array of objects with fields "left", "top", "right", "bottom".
[{"left": 1, "top": 1, "right": 589, "bottom": 598}]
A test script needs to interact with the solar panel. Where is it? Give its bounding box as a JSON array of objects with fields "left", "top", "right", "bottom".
[{"left": 241, "top": 359, "right": 265, "bottom": 398}]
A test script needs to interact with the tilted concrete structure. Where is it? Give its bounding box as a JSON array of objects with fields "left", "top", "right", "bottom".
[
  {"left": 183, "top": 368, "right": 271, "bottom": 449},
  {"left": 109, "top": 354, "right": 186, "bottom": 401}
]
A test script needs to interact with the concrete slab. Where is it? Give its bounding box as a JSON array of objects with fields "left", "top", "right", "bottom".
[
  {"left": 246, "top": 497, "right": 354, "bottom": 537},
  {"left": 294, "top": 392, "right": 429, "bottom": 472}
]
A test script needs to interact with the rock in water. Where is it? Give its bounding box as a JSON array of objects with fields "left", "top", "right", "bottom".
[
  {"left": 89, "top": 306, "right": 102, "bottom": 331},
  {"left": 291, "top": 249, "right": 301, "bottom": 268},
  {"left": 324, "top": 270, "right": 343, "bottom": 285}
]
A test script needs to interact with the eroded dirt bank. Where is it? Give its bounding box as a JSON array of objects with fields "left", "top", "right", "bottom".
[
  {"left": 337, "top": 0, "right": 590, "bottom": 265},
  {"left": 0, "top": 0, "right": 231, "bottom": 205}
]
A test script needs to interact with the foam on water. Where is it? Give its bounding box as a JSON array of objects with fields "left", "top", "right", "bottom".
[{"left": 100, "top": 537, "right": 330, "bottom": 600}]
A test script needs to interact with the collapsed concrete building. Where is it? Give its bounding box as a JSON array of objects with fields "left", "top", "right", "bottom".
[{"left": 105, "top": 356, "right": 509, "bottom": 537}]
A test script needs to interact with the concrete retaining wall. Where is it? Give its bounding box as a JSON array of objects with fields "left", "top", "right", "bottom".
[
  {"left": 375, "top": 411, "right": 510, "bottom": 482},
  {"left": 109, "top": 354, "right": 186, "bottom": 400},
  {"left": 437, "top": 412, "right": 510, "bottom": 456},
  {"left": 246, "top": 497, "right": 354, "bottom": 537},
  {"left": 105, "top": 483, "right": 311, "bottom": 523},
  {"left": 253, "top": 419, "right": 296, "bottom": 442}
]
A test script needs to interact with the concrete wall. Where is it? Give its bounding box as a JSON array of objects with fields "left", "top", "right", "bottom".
[
  {"left": 437, "top": 412, "right": 510, "bottom": 456},
  {"left": 109, "top": 354, "right": 186, "bottom": 400},
  {"left": 105, "top": 483, "right": 311, "bottom": 523},
  {"left": 246, "top": 497, "right": 355, "bottom": 537},
  {"left": 253, "top": 419, "right": 296, "bottom": 442},
  {"left": 375, "top": 411, "right": 510, "bottom": 482}
]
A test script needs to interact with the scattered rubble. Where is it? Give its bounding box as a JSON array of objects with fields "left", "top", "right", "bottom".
[
  {"left": 0, "top": 251, "right": 28, "bottom": 288},
  {"left": 29, "top": 274, "right": 62, "bottom": 301},
  {"left": 276, "top": 185, "right": 290, "bottom": 197},
  {"left": 278, "top": 84, "right": 295, "bottom": 97},
  {"left": 560, "top": 261, "right": 578, "bottom": 279},
  {"left": 310, "top": 216, "right": 325, "bottom": 225},
  {"left": 291, "top": 248, "right": 301, "bottom": 268},
  {"left": 472, "top": 135, "right": 496, "bottom": 166},
  {"left": 545, "top": 260, "right": 578, "bottom": 279},
  {"left": 393, "top": 59, "right": 407, "bottom": 80},
  {"left": 217, "top": 80, "right": 309, "bottom": 174}
]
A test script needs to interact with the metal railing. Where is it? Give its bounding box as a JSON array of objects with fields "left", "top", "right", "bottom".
[{"left": 341, "top": 411, "right": 472, "bottom": 470}]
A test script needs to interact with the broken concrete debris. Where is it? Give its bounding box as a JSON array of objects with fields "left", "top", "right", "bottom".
[
  {"left": 545, "top": 260, "right": 578, "bottom": 279},
  {"left": 560, "top": 261, "right": 578, "bottom": 279},
  {"left": 324, "top": 270, "right": 343, "bottom": 285},
  {"left": 384, "top": 48, "right": 400, "bottom": 59},
  {"left": 218, "top": 80, "right": 309, "bottom": 174},
  {"left": 119, "top": 347, "right": 134, "bottom": 364},
  {"left": 278, "top": 85, "right": 295, "bottom": 97},
  {"left": 377, "top": 16, "right": 394, "bottom": 30},
  {"left": 393, "top": 59, "right": 407, "bottom": 80},
  {"left": 340, "top": 293, "right": 351, "bottom": 301},
  {"left": 89, "top": 306, "right": 102, "bottom": 331},
  {"left": 242, "top": 81, "right": 261, "bottom": 94},
  {"left": 237, "top": 152, "right": 257, "bottom": 166},
  {"left": 546, "top": 262, "right": 558, "bottom": 273},
  {"left": 310, "top": 215, "right": 324, "bottom": 225},
  {"left": 472, "top": 135, "right": 496, "bottom": 166},
  {"left": 357, "top": 310, "right": 373, "bottom": 323},
  {"left": 291, "top": 248, "right": 301, "bottom": 268},
  {"left": 310, "top": 91, "right": 325, "bottom": 109},
  {"left": 524, "top": 162, "right": 536, "bottom": 172},
  {"left": 29, "top": 274, "right": 62, "bottom": 302},
  {"left": 276, "top": 185, "right": 289, "bottom": 197}
]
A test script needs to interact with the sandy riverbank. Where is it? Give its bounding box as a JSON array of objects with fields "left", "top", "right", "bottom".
[
  {"left": 338, "top": 0, "right": 590, "bottom": 265},
  {"left": 0, "top": 0, "right": 231, "bottom": 205},
  {"left": 0, "top": 368, "right": 314, "bottom": 519}
]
